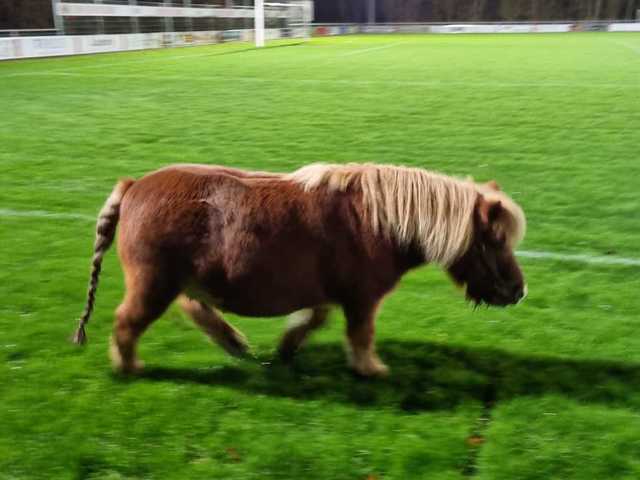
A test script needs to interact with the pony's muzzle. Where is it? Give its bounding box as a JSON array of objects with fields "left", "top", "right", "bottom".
[
  {"left": 516, "top": 284, "right": 528, "bottom": 304},
  {"left": 507, "top": 283, "right": 527, "bottom": 305}
]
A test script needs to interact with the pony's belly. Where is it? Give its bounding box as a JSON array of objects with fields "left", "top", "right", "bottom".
[
  {"left": 186, "top": 281, "right": 326, "bottom": 318},
  {"left": 219, "top": 300, "right": 308, "bottom": 318},
  {"left": 230, "top": 283, "right": 328, "bottom": 317}
]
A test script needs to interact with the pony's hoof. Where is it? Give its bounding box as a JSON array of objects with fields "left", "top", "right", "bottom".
[
  {"left": 109, "top": 337, "right": 145, "bottom": 374},
  {"left": 113, "top": 359, "right": 145, "bottom": 376},
  {"left": 351, "top": 357, "right": 390, "bottom": 377}
]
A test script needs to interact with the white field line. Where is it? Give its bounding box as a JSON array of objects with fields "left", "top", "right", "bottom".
[
  {"left": 515, "top": 250, "right": 640, "bottom": 267},
  {"left": 61, "top": 47, "right": 267, "bottom": 71},
  {"left": 2, "top": 208, "right": 639, "bottom": 267},
  {"left": 1, "top": 42, "right": 316, "bottom": 77},
  {"left": 611, "top": 39, "right": 640, "bottom": 55},
  {"left": 1, "top": 49, "right": 251, "bottom": 76},
  {"left": 3, "top": 70, "right": 638, "bottom": 89},
  {"left": 57, "top": 51, "right": 230, "bottom": 71},
  {"left": 0, "top": 208, "right": 95, "bottom": 221},
  {"left": 337, "top": 41, "right": 406, "bottom": 57}
]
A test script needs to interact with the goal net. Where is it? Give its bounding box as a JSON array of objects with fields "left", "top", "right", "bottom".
[
  {"left": 256, "top": 1, "right": 314, "bottom": 47},
  {"left": 52, "top": 1, "right": 313, "bottom": 51}
]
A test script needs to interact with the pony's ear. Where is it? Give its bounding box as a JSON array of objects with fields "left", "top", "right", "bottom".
[
  {"left": 485, "top": 180, "right": 501, "bottom": 191},
  {"left": 477, "top": 194, "right": 503, "bottom": 228}
]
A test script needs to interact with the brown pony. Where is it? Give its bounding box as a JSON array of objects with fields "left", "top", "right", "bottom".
[{"left": 73, "top": 163, "right": 526, "bottom": 376}]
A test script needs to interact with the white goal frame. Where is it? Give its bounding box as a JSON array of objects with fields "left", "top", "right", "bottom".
[
  {"left": 255, "top": 1, "right": 314, "bottom": 47},
  {"left": 255, "top": 0, "right": 266, "bottom": 47}
]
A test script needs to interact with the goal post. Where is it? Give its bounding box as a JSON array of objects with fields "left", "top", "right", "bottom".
[
  {"left": 255, "top": 1, "right": 314, "bottom": 47},
  {"left": 255, "top": 0, "right": 265, "bottom": 47}
]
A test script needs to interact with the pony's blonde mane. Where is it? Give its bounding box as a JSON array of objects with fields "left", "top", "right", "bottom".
[{"left": 288, "top": 163, "right": 525, "bottom": 266}]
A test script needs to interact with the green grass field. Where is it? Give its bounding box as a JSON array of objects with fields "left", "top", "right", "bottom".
[{"left": 1, "top": 33, "right": 639, "bottom": 479}]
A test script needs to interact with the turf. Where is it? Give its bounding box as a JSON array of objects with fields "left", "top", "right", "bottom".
[{"left": 1, "top": 33, "right": 639, "bottom": 479}]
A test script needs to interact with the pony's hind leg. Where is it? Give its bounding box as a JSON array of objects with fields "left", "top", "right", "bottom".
[
  {"left": 278, "top": 306, "right": 329, "bottom": 362},
  {"left": 178, "top": 295, "right": 249, "bottom": 357},
  {"left": 111, "top": 267, "right": 179, "bottom": 374}
]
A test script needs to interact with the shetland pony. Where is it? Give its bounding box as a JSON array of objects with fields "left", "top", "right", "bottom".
[{"left": 73, "top": 163, "right": 526, "bottom": 376}]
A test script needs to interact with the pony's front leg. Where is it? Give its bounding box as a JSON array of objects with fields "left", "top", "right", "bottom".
[
  {"left": 278, "top": 305, "right": 330, "bottom": 362},
  {"left": 344, "top": 301, "right": 389, "bottom": 377}
]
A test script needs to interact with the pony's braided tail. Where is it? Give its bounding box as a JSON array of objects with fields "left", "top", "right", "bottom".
[{"left": 72, "top": 178, "right": 135, "bottom": 345}]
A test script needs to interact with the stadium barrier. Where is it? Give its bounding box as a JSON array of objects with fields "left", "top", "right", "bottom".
[
  {"left": 1, "top": 21, "right": 638, "bottom": 61},
  {"left": 311, "top": 21, "right": 640, "bottom": 36},
  {"left": 609, "top": 22, "right": 640, "bottom": 31},
  {"left": 0, "top": 27, "right": 308, "bottom": 60}
]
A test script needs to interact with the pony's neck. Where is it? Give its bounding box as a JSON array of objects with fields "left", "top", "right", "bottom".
[{"left": 398, "top": 240, "right": 429, "bottom": 270}]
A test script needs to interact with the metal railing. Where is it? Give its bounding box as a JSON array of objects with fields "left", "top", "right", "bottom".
[
  {"left": 98, "top": 1, "right": 253, "bottom": 6},
  {"left": 0, "top": 29, "right": 59, "bottom": 38},
  {"left": 311, "top": 20, "right": 640, "bottom": 26}
]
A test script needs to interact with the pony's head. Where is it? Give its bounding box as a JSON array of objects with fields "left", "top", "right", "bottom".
[
  {"left": 447, "top": 181, "right": 526, "bottom": 307},
  {"left": 288, "top": 163, "right": 527, "bottom": 306}
]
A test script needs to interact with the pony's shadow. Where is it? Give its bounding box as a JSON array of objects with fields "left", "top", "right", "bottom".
[{"left": 140, "top": 341, "right": 640, "bottom": 412}]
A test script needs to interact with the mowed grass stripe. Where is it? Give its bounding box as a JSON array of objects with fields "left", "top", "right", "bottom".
[{"left": 5, "top": 70, "right": 639, "bottom": 89}]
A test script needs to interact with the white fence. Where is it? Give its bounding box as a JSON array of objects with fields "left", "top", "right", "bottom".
[
  {"left": 609, "top": 22, "right": 640, "bottom": 31},
  {"left": 1, "top": 20, "right": 638, "bottom": 61},
  {"left": 312, "top": 21, "right": 640, "bottom": 36},
  {"left": 0, "top": 28, "right": 295, "bottom": 60}
]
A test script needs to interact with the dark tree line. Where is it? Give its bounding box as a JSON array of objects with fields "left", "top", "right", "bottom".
[
  {"left": 316, "top": 0, "right": 639, "bottom": 22},
  {"left": 1, "top": 0, "right": 638, "bottom": 30}
]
